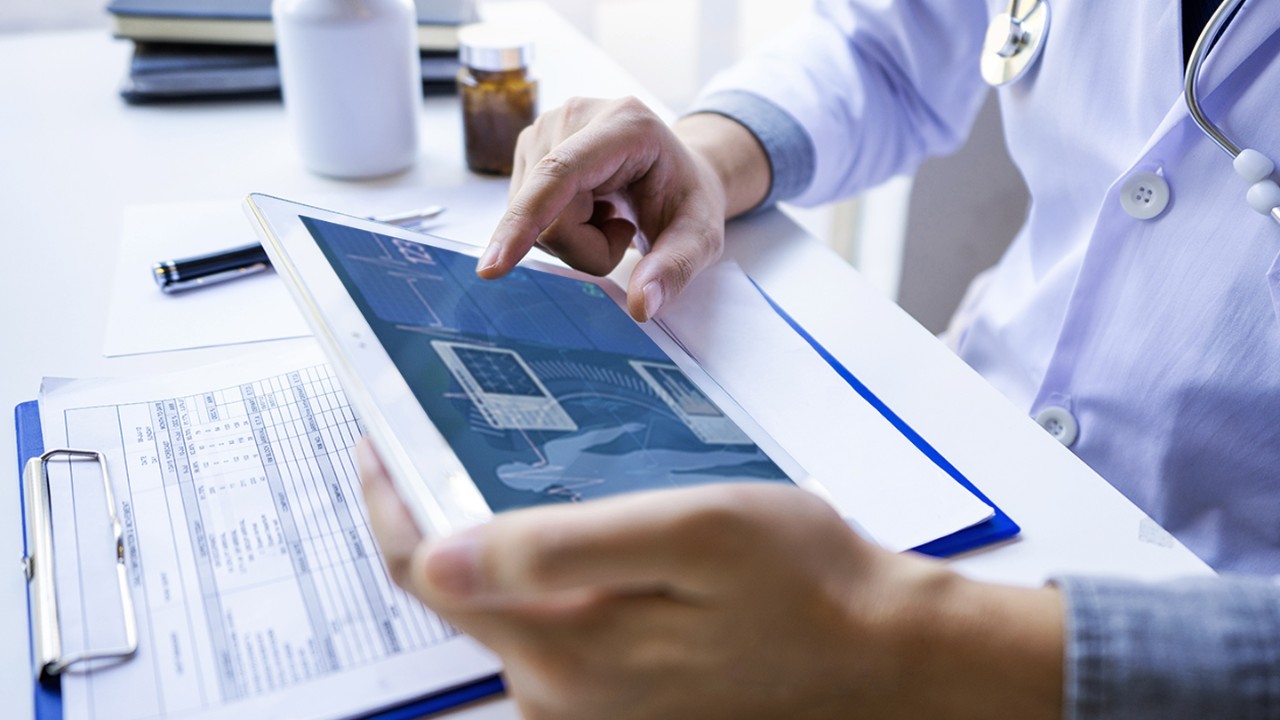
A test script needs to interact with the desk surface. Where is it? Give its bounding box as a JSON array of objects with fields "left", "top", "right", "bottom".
[{"left": 0, "top": 3, "right": 1210, "bottom": 719}]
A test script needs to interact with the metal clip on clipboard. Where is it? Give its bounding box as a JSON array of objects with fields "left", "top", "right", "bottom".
[{"left": 22, "top": 449, "right": 138, "bottom": 684}]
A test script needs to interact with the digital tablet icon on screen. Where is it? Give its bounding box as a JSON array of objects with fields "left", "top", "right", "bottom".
[
  {"left": 431, "top": 340, "right": 578, "bottom": 431},
  {"left": 629, "top": 360, "right": 754, "bottom": 445}
]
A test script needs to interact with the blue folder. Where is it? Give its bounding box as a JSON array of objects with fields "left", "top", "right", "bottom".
[
  {"left": 751, "top": 283, "right": 1021, "bottom": 557},
  {"left": 14, "top": 400, "right": 505, "bottom": 720}
]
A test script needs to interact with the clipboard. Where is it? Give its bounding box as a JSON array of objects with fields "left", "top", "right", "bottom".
[{"left": 14, "top": 400, "right": 505, "bottom": 720}]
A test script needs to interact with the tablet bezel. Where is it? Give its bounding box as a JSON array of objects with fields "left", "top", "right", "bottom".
[{"left": 245, "top": 193, "right": 827, "bottom": 537}]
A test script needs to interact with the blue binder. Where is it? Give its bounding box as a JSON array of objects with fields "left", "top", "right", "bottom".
[{"left": 14, "top": 400, "right": 505, "bottom": 720}]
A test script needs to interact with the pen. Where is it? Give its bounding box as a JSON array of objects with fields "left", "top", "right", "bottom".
[{"left": 151, "top": 205, "right": 446, "bottom": 293}]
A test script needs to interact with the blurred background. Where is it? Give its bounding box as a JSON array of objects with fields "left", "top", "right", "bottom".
[{"left": 0, "top": 0, "right": 1029, "bottom": 334}]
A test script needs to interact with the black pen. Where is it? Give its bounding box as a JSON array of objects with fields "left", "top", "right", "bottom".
[{"left": 151, "top": 205, "right": 446, "bottom": 293}]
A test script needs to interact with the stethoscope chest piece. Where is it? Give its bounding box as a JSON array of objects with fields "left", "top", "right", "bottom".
[{"left": 981, "top": 0, "right": 1051, "bottom": 87}]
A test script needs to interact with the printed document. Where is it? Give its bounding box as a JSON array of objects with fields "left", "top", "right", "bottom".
[{"left": 38, "top": 346, "right": 499, "bottom": 720}]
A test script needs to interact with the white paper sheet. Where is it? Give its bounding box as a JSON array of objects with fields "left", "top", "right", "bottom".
[
  {"left": 103, "top": 183, "right": 509, "bottom": 357},
  {"left": 657, "top": 261, "right": 995, "bottom": 552},
  {"left": 39, "top": 345, "right": 500, "bottom": 720}
]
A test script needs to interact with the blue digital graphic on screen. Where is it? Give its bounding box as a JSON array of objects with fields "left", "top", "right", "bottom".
[
  {"left": 454, "top": 348, "right": 543, "bottom": 396},
  {"left": 302, "top": 217, "right": 792, "bottom": 512}
]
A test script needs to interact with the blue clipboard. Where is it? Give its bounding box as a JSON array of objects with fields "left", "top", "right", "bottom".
[
  {"left": 751, "top": 283, "right": 1021, "bottom": 557},
  {"left": 14, "top": 400, "right": 505, "bottom": 720}
]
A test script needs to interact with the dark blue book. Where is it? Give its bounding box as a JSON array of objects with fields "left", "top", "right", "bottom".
[{"left": 120, "top": 41, "right": 461, "bottom": 103}]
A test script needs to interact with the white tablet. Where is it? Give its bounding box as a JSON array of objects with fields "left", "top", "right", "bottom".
[{"left": 245, "top": 193, "right": 830, "bottom": 537}]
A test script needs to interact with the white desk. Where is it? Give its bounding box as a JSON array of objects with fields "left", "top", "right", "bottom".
[{"left": 0, "top": 3, "right": 1211, "bottom": 719}]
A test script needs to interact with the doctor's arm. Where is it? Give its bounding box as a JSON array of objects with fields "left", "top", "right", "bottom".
[{"left": 478, "top": 0, "right": 993, "bottom": 320}]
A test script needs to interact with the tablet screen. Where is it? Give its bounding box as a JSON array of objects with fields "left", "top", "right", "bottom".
[{"left": 302, "top": 217, "right": 792, "bottom": 512}]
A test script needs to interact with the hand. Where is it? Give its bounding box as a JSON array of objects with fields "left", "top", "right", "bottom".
[
  {"left": 476, "top": 97, "right": 768, "bottom": 322},
  {"left": 357, "top": 439, "right": 1064, "bottom": 720}
]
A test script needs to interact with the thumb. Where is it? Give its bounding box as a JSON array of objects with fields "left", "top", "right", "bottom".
[{"left": 626, "top": 214, "right": 723, "bottom": 322}]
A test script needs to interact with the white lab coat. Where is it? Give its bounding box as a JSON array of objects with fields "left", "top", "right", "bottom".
[{"left": 702, "top": 0, "right": 1280, "bottom": 573}]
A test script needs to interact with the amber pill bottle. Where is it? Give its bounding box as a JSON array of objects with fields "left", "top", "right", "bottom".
[{"left": 457, "top": 25, "right": 537, "bottom": 176}]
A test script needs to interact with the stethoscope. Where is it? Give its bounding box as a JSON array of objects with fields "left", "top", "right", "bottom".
[{"left": 981, "top": 0, "right": 1280, "bottom": 227}]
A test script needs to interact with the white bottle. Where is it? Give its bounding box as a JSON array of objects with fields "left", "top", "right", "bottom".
[{"left": 273, "top": 0, "right": 422, "bottom": 179}]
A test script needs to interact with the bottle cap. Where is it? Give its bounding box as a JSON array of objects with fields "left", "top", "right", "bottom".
[{"left": 458, "top": 23, "right": 534, "bottom": 71}]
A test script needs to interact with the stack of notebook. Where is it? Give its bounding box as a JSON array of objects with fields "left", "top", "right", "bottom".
[{"left": 108, "top": 0, "right": 477, "bottom": 103}]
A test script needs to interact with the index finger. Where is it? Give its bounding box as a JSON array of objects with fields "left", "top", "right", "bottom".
[{"left": 477, "top": 113, "right": 660, "bottom": 278}]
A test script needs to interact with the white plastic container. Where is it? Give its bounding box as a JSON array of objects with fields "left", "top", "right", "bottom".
[{"left": 273, "top": 0, "right": 422, "bottom": 179}]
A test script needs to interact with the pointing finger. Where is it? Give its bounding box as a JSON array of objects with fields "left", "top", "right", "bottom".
[{"left": 478, "top": 105, "right": 661, "bottom": 278}]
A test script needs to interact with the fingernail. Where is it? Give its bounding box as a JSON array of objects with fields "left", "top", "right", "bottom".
[
  {"left": 426, "top": 534, "right": 484, "bottom": 597},
  {"left": 477, "top": 243, "right": 500, "bottom": 273},
  {"left": 642, "top": 281, "right": 664, "bottom": 320}
]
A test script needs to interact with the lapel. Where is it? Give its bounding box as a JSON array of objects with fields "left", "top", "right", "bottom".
[
  {"left": 1135, "top": 0, "right": 1279, "bottom": 159},
  {"left": 1196, "top": 0, "right": 1280, "bottom": 96}
]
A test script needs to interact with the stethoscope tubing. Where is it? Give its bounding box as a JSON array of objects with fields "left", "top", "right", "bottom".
[{"left": 1185, "top": 0, "right": 1248, "bottom": 159}]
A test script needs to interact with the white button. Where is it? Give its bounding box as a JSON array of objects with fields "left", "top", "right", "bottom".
[
  {"left": 1119, "top": 172, "right": 1170, "bottom": 220},
  {"left": 1035, "top": 406, "right": 1079, "bottom": 447}
]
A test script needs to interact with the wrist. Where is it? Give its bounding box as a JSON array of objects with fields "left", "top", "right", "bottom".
[
  {"left": 884, "top": 563, "right": 1064, "bottom": 719},
  {"left": 674, "top": 113, "right": 771, "bottom": 218},
  {"left": 928, "top": 575, "right": 1064, "bottom": 719}
]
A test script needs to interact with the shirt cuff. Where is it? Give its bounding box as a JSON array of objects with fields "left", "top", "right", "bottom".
[
  {"left": 685, "top": 89, "right": 816, "bottom": 211},
  {"left": 1055, "top": 575, "right": 1280, "bottom": 720}
]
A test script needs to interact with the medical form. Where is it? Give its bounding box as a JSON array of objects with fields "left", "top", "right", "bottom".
[{"left": 37, "top": 346, "right": 498, "bottom": 720}]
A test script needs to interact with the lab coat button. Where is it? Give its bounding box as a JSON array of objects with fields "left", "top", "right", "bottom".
[
  {"left": 1119, "top": 172, "right": 1170, "bottom": 220},
  {"left": 1035, "top": 406, "right": 1079, "bottom": 447}
]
